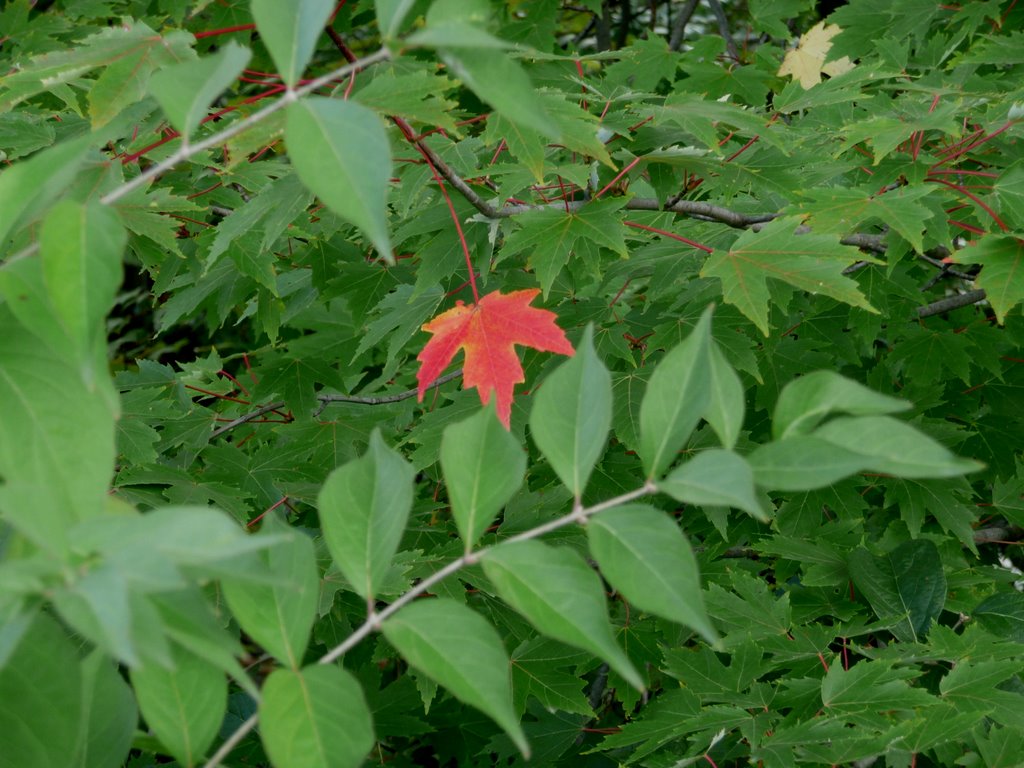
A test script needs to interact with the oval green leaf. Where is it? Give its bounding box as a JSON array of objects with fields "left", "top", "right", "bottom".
[
  {"left": 286, "top": 97, "right": 394, "bottom": 261},
  {"left": 659, "top": 449, "right": 766, "bottom": 520},
  {"left": 318, "top": 430, "right": 414, "bottom": 601},
  {"left": 705, "top": 342, "right": 744, "bottom": 450},
  {"left": 251, "top": 0, "right": 333, "bottom": 88},
  {"left": 639, "top": 305, "right": 713, "bottom": 479},
  {"left": 529, "top": 325, "right": 611, "bottom": 499},
  {"left": 747, "top": 436, "right": 868, "bottom": 491},
  {"left": 482, "top": 539, "right": 644, "bottom": 691},
  {"left": 588, "top": 504, "right": 719, "bottom": 644},
  {"left": 382, "top": 599, "right": 529, "bottom": 756},
  {"left": 441, "top": 402, "right": 525, "bottom": 550},
  {"left": 260, "top": 665, "right": 375, "bottom": 768}
]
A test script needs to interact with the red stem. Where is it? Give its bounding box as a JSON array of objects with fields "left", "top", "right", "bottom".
[{"left": 623, "top": 220, "right": 713, "bottom": 253}]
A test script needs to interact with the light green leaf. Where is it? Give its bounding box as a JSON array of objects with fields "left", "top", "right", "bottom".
[
  {"left": 530, "top": 325, "right": 611, "bottom": 498},
  {"left": 375, "top": 0, "right": 420, "bottom": 38},
  {"left": 700, "top": 217, "right": 878, "bottom": 336},
  {"left": 639, "top": 305, "right": 713, "bottom": 479},
  {"left": 482, "top": 539, "right": 644, "bottom": 691},
  {"left": 287, "top": 97, "right": 394, "bottom": 260},
  {"left": 382, "top": 599, "right": 529, "bottom": 756},
  {"left": 259, "top": 665, "right": 375, "bottom": 768},
  {"left": 705, "top": 342, "right": 744, "bottom": 450},
  {"left": 773, "top": 370, "right": 910, "bottom": 440},
  {"left": 149, "top": 41, "right": 251, "bottom": 138},
  {"left": 75, "top": 651, "right": 137, "bottom": 768},
  {"left": 747, "top": 436, "right": 868, "bottom": 491},
  {"left": 441, "top": 403, "right": 525, "bottom": 550},
  {"left": 0, "top": 613, "right": 84, "bottom": 768},
  {"left": 658, "top": 449, "right": 765, "bottom": 520},
  {"left": 130, "top": 644, "right": 226, "bottom": 767},
  {"left": 318, "top": 430, "right": 414, "bottom": 601},
  {"left": 222, "top": 517, "right": 319, "bottom": 668},
  {"left": 251, "top": 0, "right": 334, "bottom": 88},
  {"left": 40, "top": 200, "right": 125, "bottom": 357},
  {"left": 588, "top": 504, "right": 718, "bottom": 644},
  {"left": 950, "top": 234, "right": 1024, "bottom": 323},
  {"left": 813, "top": 416, "right": 983, "bottom": 478}
]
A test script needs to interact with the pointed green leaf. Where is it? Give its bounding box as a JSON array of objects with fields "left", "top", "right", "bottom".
[
  {"left": 222, "top": 517, "right": 319, "bottom": 668},
  {"left": 0, "top": 613, "right": 84, "bottom": 768},
  {"left": 130, "top": 645, "right": 226, "bottom": 766},
  {"left": 950, "top": 234, "right": 1024, "bottom": 323},
  {"left": 588, "top": 504, "right": 718, "bottom": 643},
  {"left": 375, "top": 0, "right": 419, "bottom": 38},
  {"left": 40, "top": 200, "right": 125, "bottom": 357},
  {"left": 821, "top": 658, "right": 934, "bottom": 714},
  {"left": 318, "top": 430, "right": 414, "bottom": 601},
  {"left": 700, "top": 217, "right": 878, "bottom": 336},
  {"left": 149, "top": 41, "right": 251, "bottom": 138},
  {"left": 814, "top": 416, "right": 983, "bottom": 478},
  {"left": 482, "top": 539, "right": 644, "bottom": 691},
  {"left": 659, "top": 449, "right": 765, "bottom": 520},
  {"left": 974, "top": 592, "right": 1024, "bottom": 643},
  {"left": 251, "top": 0, "right": 334, "bottom": 88},
  {"left": 260, "top": 665, "right": 375, "bottom": 768},
  {"left": 441, "top": 403, "right": 525, "bottom": 550},
  {"left": 530, "top": 325, "right": 611, "bottom": 499},
  {"left": 382, "top": 599, "right": 529, "bottom": 756},
  {"left": 639, "top": 305, "right": 713, "bottom": 479},
  {"left": 747, "top": 436, "right": 868, "bottom": 491},
  {"left": 705, "top": 342, "right": 744, "bottom": 450},
  {"left": 287, "top": 98, "right": 393, "bottom": 261},
  {"left": 75, "top": 651, "right": 137, "bottom": 768},
  {"left": 773, "top": 370, "right": 910, "bottom": 440}
]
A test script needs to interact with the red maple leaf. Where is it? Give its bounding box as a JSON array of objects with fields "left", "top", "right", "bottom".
[{"left": 416, "top": 289, "right": 574, "bottom": 428}]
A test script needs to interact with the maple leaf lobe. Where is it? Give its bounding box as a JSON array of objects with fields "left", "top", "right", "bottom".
[{"left": 416, "top": 289, "right": 574, "bottom": 428}]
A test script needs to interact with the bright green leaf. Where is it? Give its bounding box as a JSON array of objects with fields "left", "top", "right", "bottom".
[
  {"left": 950, "top": 234, "right": 1024, "bottom": 323},
  {"left": 773, "top": 370, "right": 910, "bottom": 440},
  {"left": 705, "top": 342, "right": 745, "bottom": 450},
  {"left": 658, "top": 449, "right": 765, "bottom": 520},
  {"left": 75, "top": 651, "right": 137, "bottom": 768},
  {"left": 251, "top": 0, "right": 334, "bottom": 88},
  {"left": 747, "top": 436, "right": 868, "bottom": 491}
]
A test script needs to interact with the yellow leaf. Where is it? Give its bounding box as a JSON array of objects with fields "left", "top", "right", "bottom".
[{"left": 777, "top": 21, "right": 855, "bottom": 89}]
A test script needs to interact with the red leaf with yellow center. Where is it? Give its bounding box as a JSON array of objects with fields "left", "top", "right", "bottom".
[{"left": 416, "top": 289, "right": 574, "bottom": 428}]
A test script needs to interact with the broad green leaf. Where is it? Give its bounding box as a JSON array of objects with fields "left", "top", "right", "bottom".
[
  {"left": 658, "top": 449, "right": 765, "bottom": 520},
  {"left": 995, "top": 161, "right": 1024, "bottom": 227},
  {"left": 259, "top": 665, "right": 375, "bottom": 768},
  {"left": 441, "top": 402, "right": 525, "bottom": 550},
  {"left": 375, "top": 0, "right": 419, "bottom": 38},
  {"left": 638, "top": 305, "right": 713, "bottom": 479},
  {"left": 821, "top": 658, "right": 934, "bottom": 714},
  {"left": 286, "top": 97, "right": 394, "bottom": 261},
  {"left": 52, "top": 563, "right": 139, "bottom": 666},
  {"left": 587, "top": 504, "right": 719, "bottom": 644},
  {"left": 130, "top": 645, "right": 226, "bottom": 767},
  {"left": 251, "top": 0, "right": 334, "bottom": 88},
  {"left": 482, "top": 539, "right": 644, "bottom": 691},
  {"left": 700, "top": 217, "right": 878, "bottom": 336},
  {"left": 974, "top": 592, "right": 1024, "bottom": 642},
  {"left": 149, "top": 41, "right": 251, "bottom": 138},
  {"left": 940, "top": 660, "right": 1024, "bottom": 732},
  {"left": 813, "top": 416, "right": 983, "bottom": 478},
  {"left": 773, "top": 370, "right": 910, "bottom": 440},
  {"left": 848, "top": 540, "right": 946, "bottom": 643},
  {"left": 318, "top": 430, "right": 414, "bottom": 601},
  {"left": 0, "top": 309, "right": 116, "bottom": 555},
  {"left": 0, "top": 135, "right": 90, "bottom": 253},
  {"left": 747, "top": 436, "right": 867, "bottom": 491},
  {"left": 705, "top": 342, "right": 744, "bottom": 449},
  {"left": 222, "top": 517, "right": 319, "bottom": 668},
  {"left": 529, "top": 325, "right": 611, "bottom": 499},
  {"left": 75, "top": 651, "right": 137, "bottom": 768},
  {"left": 0, "top": 613, "right": 84, "bottom": 768},
  {"left": 382, "top": 599, "right": 529, "bottom": 756},
  {"left": 950, "top": 234, "right": 1024, "bottom": 323},
  {"left": 40, "top": 200, "right": 125, "bottom": 357}
]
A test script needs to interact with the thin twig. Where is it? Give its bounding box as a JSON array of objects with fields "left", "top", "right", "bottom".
[
  {"left": 916, "top": 289, "right": 987, "bottom": 318},
  {"left": 707, "top": 0, "right": 739, "bottom": 61},
  {"left": 202, "top": 481, "right": 657, "bottom": 768},
  {"left": 669, "top": 0, "right": 700, "bottom": 51}
]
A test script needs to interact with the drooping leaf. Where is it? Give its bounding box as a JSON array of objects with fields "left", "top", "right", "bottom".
[
  {"left": 259, "top": 665, "right": 375, "bottom": 768},
  {"left": 251, "top": 0, "right": 334, "bottom": 88},
  {"left": 529, "top": 325, "right": 612, "bottom": 499},
  {"left": 75, "top": 651, "right": 138, "bottom": 768},
  {"left": 950, "top": 234, "right": 1024, "bottom": 323},
  {"left": 705, "top": 342, "right": 745, "bottom": 450},
  {"left": 441, "top": 402, "right": 525, "bottom": 550},
  {"left": 587, "top": 504, "right": 719, "bottom": 643},
  {"left": 700, "top": 217, "right": 878, "bottom": 336},
  {"left": 416, "top": 289, "right": 574, "bottom": 429},
  {"left": 638, "top": 305, "right": 713, "bottom": 478},
  {"left": 482, "top": 539, "right": 644, "bottom": 691},
  {"left": 659, "top": 449, "right": 766, "bottom": 520},
  {"left": 773, "top": 370, "right": 910, "bottom": 440},
  {"left": 777, "top": 21, "right": 855, "bottom": 89},
  {"left": 382, "top": 599, "right": 529, "bottom": 756},
  {"left": 747, "top": 436, "right": 868, "bottom": 491},
  {"left": 317, "top": 430, "right": 415, "bottom": 602},
  {"left": 286, "top": 97, "right": 394, "bottom": 260}
]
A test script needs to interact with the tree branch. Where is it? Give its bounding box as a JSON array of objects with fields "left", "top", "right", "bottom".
[
  {"left": 706, "top": 0, "right": 739, "bottom": 61},
  {"left": 669, "top": 0, "right": 701, "bottom": 51},
  {"left": 916, "top": 289, "right": 988, "bottom": 318}
]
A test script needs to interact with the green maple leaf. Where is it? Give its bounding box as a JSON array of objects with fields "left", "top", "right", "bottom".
[
  {"left": 701, "top": 216, "right": 879, "bottom": 335},
  {"left": 502, "top": 198, "right": 628, "bottom": 296},
  {"left": 951, "top": 234, "right": 1024, "bottom": 323}
]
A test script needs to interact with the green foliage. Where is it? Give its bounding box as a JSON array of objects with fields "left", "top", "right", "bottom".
[{"left": 1, "top": 1, "right": 1023, "bottom": 767}]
